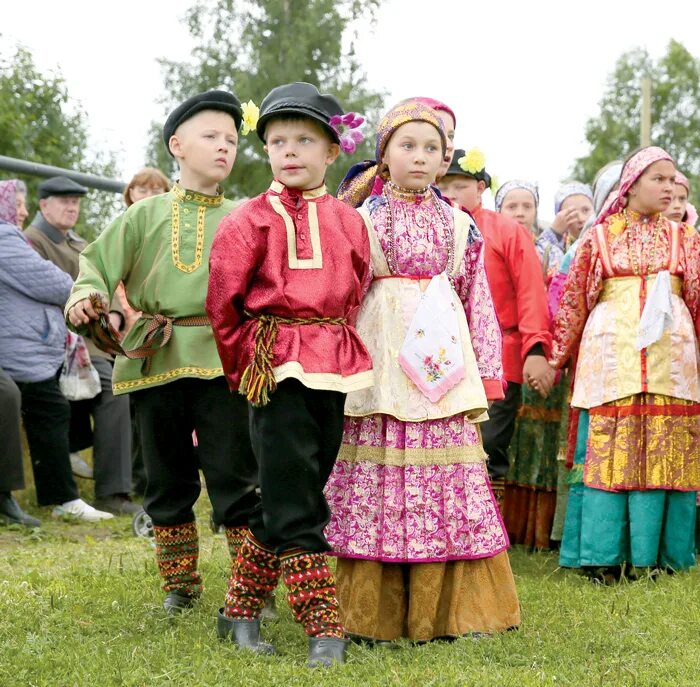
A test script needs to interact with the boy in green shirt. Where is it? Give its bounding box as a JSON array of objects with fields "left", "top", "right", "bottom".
[{"left": 66, "top": 91, "right": 259, "bottom": 615}]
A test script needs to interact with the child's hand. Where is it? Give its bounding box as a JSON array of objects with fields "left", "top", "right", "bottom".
[{"left": 68, "top": 298, "right": 102, "bottom": 326}]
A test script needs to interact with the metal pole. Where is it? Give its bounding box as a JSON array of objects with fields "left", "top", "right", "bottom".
[
  {"left": 0, "top": 155, "right": 125, "bottom": 193},
  {"left": 640, "top": 77, "right": 652, "bottom": 147}
]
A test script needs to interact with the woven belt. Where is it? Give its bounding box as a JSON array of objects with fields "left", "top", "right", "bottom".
[
  {"left": 240, "top": 310, "right": 346, "bottom": 407},
  {"left": 86, "top": 293, "right": 209, "bottom": 374}
]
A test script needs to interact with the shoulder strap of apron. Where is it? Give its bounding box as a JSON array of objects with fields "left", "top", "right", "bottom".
[
  {"left": 451, "top": 206, "right": 474, "bottom": 278},
  {"left": 358, "top": 206, "right": 391, "bottom": 277}
]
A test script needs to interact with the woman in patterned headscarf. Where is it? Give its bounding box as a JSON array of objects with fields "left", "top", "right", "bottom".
[
  {"left": 551, "top": 146, "right": 700, "bottom": 581},
  {"left": 536, "top": 182, "right": 594, "bottom": 280},
  {"left": 495, "top": 179, "right": 540, "bottom": 236},
  {"left": 327, "top": 101, "right": 520, "bottom": 642},
  {"left": 493, "top": 179, "right": 562, "bottom": 550},
  {"left": 0, "top": 179, "right": 29, "bottom": 228}
]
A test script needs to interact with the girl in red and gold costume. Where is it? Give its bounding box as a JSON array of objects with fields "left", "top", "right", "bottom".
[{"left": 552, "top": 146, "right": 700, "bottom": 579}]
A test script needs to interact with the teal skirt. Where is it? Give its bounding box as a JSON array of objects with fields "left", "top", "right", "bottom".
[{"left": 560, "top": 410, "right": 698, "bottom": 570}]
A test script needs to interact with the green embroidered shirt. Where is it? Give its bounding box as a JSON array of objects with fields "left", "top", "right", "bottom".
[{"left": 65, "top": 184, "right": 237, "bottom": 394}]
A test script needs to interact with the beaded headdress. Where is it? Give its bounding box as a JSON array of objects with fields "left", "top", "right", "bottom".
[{"left": 337, "top": 100, "right": 447, "bottom": 208}]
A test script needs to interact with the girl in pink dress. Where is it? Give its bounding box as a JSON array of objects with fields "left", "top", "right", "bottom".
[{"left": 324, "top": 101, "right": 520, "bottom": 642}]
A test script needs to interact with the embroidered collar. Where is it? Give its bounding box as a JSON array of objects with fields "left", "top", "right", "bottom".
[
  {"left": 269, "top": 180, "right": 327, "bottom": 200},
  {"left": 171, "top": 183, "right": 225, "bottom": 207}
]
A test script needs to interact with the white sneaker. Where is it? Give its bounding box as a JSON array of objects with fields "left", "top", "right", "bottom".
[{"left": 52, "top": 498, "right": 114, "bottom": 522}]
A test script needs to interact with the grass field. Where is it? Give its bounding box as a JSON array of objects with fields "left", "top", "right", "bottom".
[{"left": 1, "top": 484, "right": 699, "bottom": 687}]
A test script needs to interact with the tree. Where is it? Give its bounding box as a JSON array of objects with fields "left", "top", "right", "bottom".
[
  {"left": 146, "top": 0, "right": 386, "bottom": 199},
  {"left": 572, "top": 40, "right": 700, "bottom": 193},
  {"left": 0, "top": 44, "right": 121, "bottom": 241}
]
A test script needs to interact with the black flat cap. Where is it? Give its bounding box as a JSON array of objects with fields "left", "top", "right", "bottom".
[
  {"left": 162, "top": 90, "right": 243, "bottom": 155},
  {"left": 38, "top": 176, "right": 88, "bottom": 199},
  {"left": 445, "top": 149, "right": 491, "bottom": 187},
  {"left": 256, "top": 82, "right": 343, "bottom": 143}
]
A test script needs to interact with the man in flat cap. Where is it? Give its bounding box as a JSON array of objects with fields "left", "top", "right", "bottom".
[{"left": 25, "top": 176, "right": 138, "bottom": 516}]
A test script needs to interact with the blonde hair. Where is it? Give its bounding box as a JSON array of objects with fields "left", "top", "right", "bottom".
[{"left": 124, "top": 167, "right": 171, "bottom": 206}]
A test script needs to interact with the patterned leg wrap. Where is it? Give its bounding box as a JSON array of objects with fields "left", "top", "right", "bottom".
[
  {"left": 153, "top": 522, "right": 202, "bottom": 597},
  {"left": 223, "top": 531, "right": 281, "bottom": 619},
  {"left": 224, "top": 525, "right": 250, "bottom": 562},
  {"left": 281, "top": 551, "right": 344, "bottom": 638}
]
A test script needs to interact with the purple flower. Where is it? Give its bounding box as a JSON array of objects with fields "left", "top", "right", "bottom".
[
  {"left": 330, "top": 111, "right": 365, "bottom": 154},
  {"left": 339, "top": 136, "right": 357, "bottom": 154}
]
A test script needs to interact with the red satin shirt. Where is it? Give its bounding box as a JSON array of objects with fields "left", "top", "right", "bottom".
[
  {"left": 206, "top": 181, "right": 373, "bottom": 393},
  {"left": 471, "top": 204, "right": 551, "bottom": 383}
]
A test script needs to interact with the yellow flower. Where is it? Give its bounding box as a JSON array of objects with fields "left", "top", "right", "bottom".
[
  {"left": 240, "top": 100, "right": 259, "bottom": 136},
  {"left": 458, "top": 148, "right": 486, "bottom": 175}
]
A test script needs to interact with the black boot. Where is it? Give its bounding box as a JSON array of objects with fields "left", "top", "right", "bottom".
[
  {"left": 163, "top": 590, "right": 197, "bottom": 615},
  {"left": 217, "top": 610, "right": 277, "bottom": 655},
  {"left": 308, "top": 637, "right": 349, "bottom": 668},
  {"left": 0, "top": 493, "right": 41, "bottom": 528}
]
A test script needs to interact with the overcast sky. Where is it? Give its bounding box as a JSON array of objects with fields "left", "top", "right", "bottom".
[{"left": 3, "top": 0, "right": 698, "bottom": 217}]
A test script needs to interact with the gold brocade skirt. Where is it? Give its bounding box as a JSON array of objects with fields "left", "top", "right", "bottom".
[
  {"left": 585, "top": 393, "right": 700, "bottom": 491},
  {"left": 335, "top": 552, "right": 521, "bottom": 642}
]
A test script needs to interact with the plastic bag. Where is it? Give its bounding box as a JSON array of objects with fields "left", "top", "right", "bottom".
[{"left": 59, "top": 332, "right": 101, "bottom": 400}]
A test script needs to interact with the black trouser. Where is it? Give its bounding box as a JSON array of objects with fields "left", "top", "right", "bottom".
[
  {"left": 69, "top": 357, "right": 132, "bottom": 499},
  {"left": 248, "top": 379, "right": 346, "bottom": 555},
  {"left": 132, "top": 377, "right": 259, "bottom": 527},
  {"left": 0, "top": 367, "right": 24, "bottom": 493},
  {"left": 481, "top": 381, "right": 522, "bottom": 481},
  {"left": 129, "top": 397, "right": 147, "bottom": 496},
  {"left": 15, "top": 370, "right": 79, "bottom": 505}
]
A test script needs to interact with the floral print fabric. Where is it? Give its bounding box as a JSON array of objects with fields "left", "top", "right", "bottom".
[{"left": 325, "top": 189, "right": 508, "bottom": 562}]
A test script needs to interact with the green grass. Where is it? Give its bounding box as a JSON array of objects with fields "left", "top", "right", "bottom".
[{"left": 1, "top": 484, "right": 699, "bottom": 686}]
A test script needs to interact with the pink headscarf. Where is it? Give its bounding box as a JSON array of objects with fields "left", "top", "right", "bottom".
[
  {"left": 0, "top": 180, "right": 20, "bottom": 226},
  {"left": 409, "top": 97, "right": 457, "bottom": 127},
  {"left": 675, "top": 170, "right": 691, "bottom": 193},
  {"left": 596, "top": 146, "right": 674, "bottom": 224}
]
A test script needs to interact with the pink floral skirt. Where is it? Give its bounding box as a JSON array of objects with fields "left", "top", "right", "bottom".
[{"left": 324, "top": 413, "right": 509, "bottom": 563}]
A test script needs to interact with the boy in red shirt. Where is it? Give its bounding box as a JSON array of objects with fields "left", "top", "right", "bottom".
[{"left": 207, "top": 82, "right": 372, "bottom": 667}]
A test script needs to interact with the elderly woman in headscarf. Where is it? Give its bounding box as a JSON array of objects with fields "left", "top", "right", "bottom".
[
  {"left": 0, "top": 179, "right": 39, "bottom": 527},
  {"left": 325, "top": 100, "right": 520, "bottom": 643},
  {"left": 551, "top": 147, "right": 700, "bottom": 581},
  {"left": 0, "top": 179, "right": 109, "bottom": 524}
]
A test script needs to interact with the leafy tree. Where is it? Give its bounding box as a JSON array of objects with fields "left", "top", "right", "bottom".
[
  {"left": 0, "top": 44, "right": 121, "bottom": 241},
  {"left": 146, "top": 0, "right": 386, "bottom": 199},
  {"left": 573, "top": 40, "right": 700, "bottom": 193}
]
